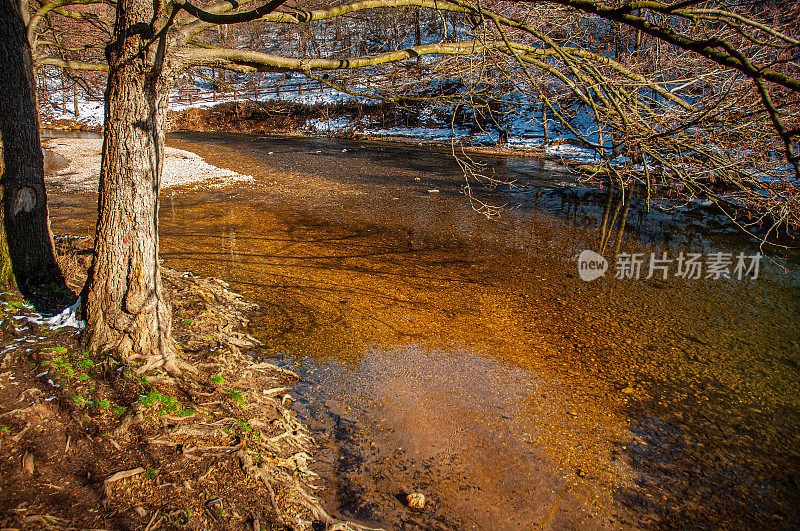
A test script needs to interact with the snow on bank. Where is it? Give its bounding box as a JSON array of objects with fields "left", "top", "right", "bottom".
[
  {"left": 45, "top": 138, "right": 252, "bottom": 192},
  {"left": 20, "top": 298, "right": 85, "bottom": 330},
  {"left": 545, "top": 143, "right": 599, "bottom": 164}
]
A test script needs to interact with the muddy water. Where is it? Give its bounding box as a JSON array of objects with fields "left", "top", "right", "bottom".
[{"left": 48, "top": 132, "right": 800, "bottom": 529}]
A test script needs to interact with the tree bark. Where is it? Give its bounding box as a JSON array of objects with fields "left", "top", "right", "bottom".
[
  {"left": 0, "top": 0, "right": 64, "bottom": 297},
  {"left": 81, "top": 0, "right": 179, "bottom": 373}
]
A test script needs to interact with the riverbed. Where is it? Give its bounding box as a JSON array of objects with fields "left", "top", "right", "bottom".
[{"left": 48, "top": 132, "right": 800, "bottom": 529}]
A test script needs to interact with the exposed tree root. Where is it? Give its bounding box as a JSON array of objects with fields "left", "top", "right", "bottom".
[{"left": 15, "top": 239, "right": 381, "bottom": 530}]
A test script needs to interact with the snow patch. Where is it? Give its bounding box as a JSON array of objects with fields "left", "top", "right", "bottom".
[
  {"left": 545, "top": 143, "right": 599, "bottom": 164},
  {"left": 26, "top": 298, "right": 85, "bottom": 330}
]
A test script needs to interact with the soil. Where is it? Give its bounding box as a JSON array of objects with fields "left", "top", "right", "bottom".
[{"left": 0, "top": 238, "right": 355, "bottom": 531}]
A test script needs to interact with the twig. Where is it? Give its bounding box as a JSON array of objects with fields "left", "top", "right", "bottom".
[
  {"left": 11, "top": 422, "right": 31, "bottom": 443},
  {"left": 103, "top": 467, "right": 145, "bottom": 497}
]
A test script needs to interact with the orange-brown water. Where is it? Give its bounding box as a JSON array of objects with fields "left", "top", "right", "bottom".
[{"left": 49, "top": 132, "right": 800, "bottom": 529}]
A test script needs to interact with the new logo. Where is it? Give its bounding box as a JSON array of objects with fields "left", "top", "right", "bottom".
[{"left": 577, "top": 250, "right": 608, "bottom": 281}]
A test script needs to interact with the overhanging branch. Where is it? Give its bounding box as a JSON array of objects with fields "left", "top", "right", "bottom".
[
  {"left": 37, "top": 57, "right": 109, "bottom": 71},
  {"left": 174, "top": 0, "right": 288, "bottom": 25}
]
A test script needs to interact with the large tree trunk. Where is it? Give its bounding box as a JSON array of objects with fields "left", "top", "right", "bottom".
[
  {"left": 81, "top": 0, "right": 179, "bottom": 373},
  {"left": 0, "top": 0, "right": 64, "bottom": 298}
]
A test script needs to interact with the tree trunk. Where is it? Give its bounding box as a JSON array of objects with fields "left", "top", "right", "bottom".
[
  {"left": 414, "top": 8, "right": 421, "bottom": 66},
  {"left": 81, "top": 0, "right": 179, "bottom": 373},
  {"left": 0, "top": 0, "right": 64, "bottom": 298}
]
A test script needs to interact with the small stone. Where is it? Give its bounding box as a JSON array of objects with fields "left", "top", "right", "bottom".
[
  {"left": 135, "top": 506, "right": 147, "bottom": 517},
  {"left": 407, "top": 493, "right": 425, "bottom": 509},
  {"left": 622, "top": 387, "right": 635, "bottom": 394},
  {"left": 414, "top": 177, "right": 421, "bottom": 181},
  {"left": 22, "top": 452, "right": 34, "bottom": 475},
  {"left": 427, "top": 189, "right": 440, "bottom": 193}
]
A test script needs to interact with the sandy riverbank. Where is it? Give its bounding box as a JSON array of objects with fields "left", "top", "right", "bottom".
[{"left": 44, "top": 137, "right": 252, "bottom": 192}]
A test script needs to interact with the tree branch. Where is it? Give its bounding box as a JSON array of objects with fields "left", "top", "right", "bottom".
[
  {"left": 526, "top": 0, "right": 800, "bottom": 93},
  {"left": 174, "top": 40, "right": 494, "bottom": 71},
  {"left": 37, "top": 56, "right": 108, "bottom": 70},
  {"left": 173, "top": 0, "right": 287, "bottom": 25}
]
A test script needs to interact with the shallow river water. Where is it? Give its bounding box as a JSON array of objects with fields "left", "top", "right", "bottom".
[{"left": 49, "top": 133, "right": 800, "bottom": 529}]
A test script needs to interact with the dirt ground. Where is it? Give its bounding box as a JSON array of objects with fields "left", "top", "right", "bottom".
[{"left": 0, "top": 238, "right": 358, "bottom": 531}]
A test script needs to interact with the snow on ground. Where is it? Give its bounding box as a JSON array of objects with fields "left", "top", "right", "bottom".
[
  {"left": 45, "top": 138, "right": 252, "bottom": 192},
  {"left": 545, "top": 143, "right": 600, "bottom": 164},
  {"left": 361, "top": 125, "right": 468, "bottom": 142},
  {"left": 42, "top": 94, "right": 106, "bottom": 128}
]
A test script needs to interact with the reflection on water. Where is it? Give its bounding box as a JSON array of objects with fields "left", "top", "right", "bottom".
[{"left": 48, "top": 132, "right": 800, "bottom": 528}]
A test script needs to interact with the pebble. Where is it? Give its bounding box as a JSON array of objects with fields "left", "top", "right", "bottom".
[{"left": 407, "top": 492, "right": 426, "bottom": 509}]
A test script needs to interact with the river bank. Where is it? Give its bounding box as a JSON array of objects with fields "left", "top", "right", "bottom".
[
  {"left": 0, "top": 238, "right": 340, "bottom": 530},
  {"left": 44, "top": 138, "right": 253, "bottom": 192},
  {"left": 41, "top": 100, "right": 566, "bottom": 165}
]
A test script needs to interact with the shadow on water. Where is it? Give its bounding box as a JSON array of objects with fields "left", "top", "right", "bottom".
[
  {"left": 617, "top": 376, "right": 800, "bottom": 528},
  {"left": 47, "top": 131, "right": 800, "bottom": 529}
]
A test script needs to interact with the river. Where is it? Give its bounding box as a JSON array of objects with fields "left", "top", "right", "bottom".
[{"left": 48, "top": 132, "right": 800, "bottom": 529}]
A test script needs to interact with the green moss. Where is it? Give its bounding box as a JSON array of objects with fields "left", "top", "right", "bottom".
[
  {"left": 139, "top": 390, "right": 179, "bottom": 411},
  {"left": 227, "top": 389, "right": 244, "bottom": 403}
]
